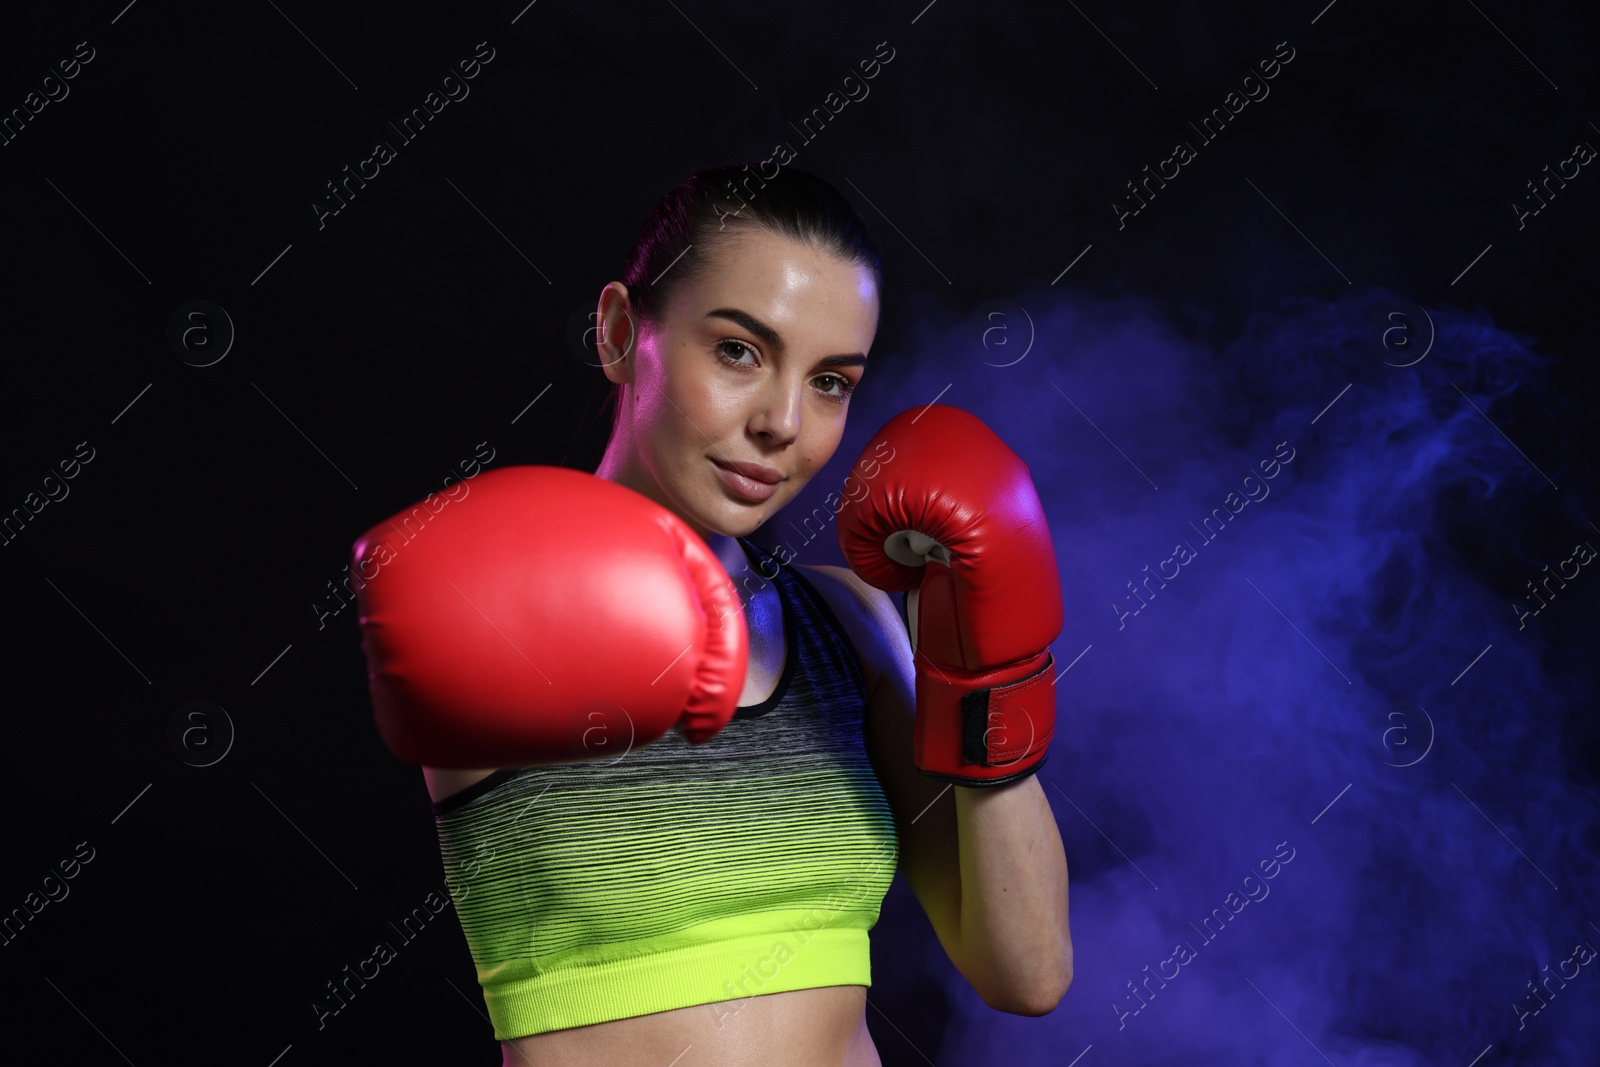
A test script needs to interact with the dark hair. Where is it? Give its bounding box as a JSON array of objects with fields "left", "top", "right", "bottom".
[{"left": 603, "top": 163, "right": 883, "bottom": 437}]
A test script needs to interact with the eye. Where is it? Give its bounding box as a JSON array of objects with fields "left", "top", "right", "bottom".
[
  {"left": 715, "top": 339, "right": 857, "bottom": 403},
  {"left": 814, "top": 373, "right": 857, "bottom": 402},
  {"left": 715, "top": 339, "right": 758, "bottom": 365}
]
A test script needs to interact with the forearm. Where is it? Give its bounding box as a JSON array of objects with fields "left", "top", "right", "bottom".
[{"left": 954, "top": 774, "right": 1073, "bottom": 1012}]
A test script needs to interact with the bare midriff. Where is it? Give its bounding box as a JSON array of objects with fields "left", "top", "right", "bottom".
[{"left": 497, "top": 986, "right": 881, "bottom": 1066}]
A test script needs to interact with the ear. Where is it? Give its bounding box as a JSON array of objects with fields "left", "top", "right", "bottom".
[{"left": 596, "top": 282, "right": 637, "bottom": 385}]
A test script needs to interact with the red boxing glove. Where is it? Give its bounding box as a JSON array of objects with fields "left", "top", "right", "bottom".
[
  {"left": 351, "top": 466, "right": 747, "bottom": 768},
  {"left": 837, "top": 405, "right": 1062, "bottom": 786}
]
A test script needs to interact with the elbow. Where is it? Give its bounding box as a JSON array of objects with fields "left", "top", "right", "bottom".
[
  {"left": 981, "top": 943, "right": 1074, "bottom": 1017},
  {"left": 984, "top": 980, "right": 1068, "bottom": 1017}
]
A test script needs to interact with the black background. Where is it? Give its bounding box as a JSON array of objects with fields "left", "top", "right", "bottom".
[{"left": 2, "top": 2, "right": 1595, "bottom": 1064}]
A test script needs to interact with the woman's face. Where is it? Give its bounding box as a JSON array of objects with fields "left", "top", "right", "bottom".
[{"left": 597, "top": 227, "right": 880, "bottom": 541}]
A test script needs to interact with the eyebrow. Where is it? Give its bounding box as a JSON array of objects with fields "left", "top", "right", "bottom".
[{"left": 705, "top": 308, "right": 868, "bottom": 368}]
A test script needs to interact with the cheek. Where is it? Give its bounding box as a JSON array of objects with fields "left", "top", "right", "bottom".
[
  {"left": 638, "top": 354, "right": 706, "bottom": 441},
  {"left": 661, "top": 344, "right": 733, "bottom": 425},
  {"left": 787, "top": 421, "right": 845, "bottom": 487}
]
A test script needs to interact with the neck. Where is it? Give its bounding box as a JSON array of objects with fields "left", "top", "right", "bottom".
[
  {"left": 594, "top": 428, "right": 713, "bottom": 544},
  {"left": 710, "top": 533, "right": 754, "bottom": 590},
  {"left": 594, "top": 430, "right": 754, "bottom": 580}
]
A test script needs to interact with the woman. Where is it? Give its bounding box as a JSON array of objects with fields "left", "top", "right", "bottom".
[{"left": 421, "top": 164, "right": 1072, "bottom": 1066}]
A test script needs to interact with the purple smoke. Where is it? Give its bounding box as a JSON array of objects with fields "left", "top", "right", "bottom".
[{"left": 773, "top": 281, "right": 1598, "bottom": 1065}]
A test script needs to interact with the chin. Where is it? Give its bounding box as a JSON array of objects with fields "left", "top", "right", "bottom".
[
  {"left": 699, "top": 495, "right": 778, "bottom": 539},
  {"left": 685, "top": 470, "right": 803, "bottom": 539},
  {"left": 708, "top": 509, "right": 768, "bottom": 539}
]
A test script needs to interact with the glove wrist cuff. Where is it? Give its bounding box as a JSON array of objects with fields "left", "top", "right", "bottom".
[{"left": 913, "top": 651, "right": 1056, "bottom": 787}]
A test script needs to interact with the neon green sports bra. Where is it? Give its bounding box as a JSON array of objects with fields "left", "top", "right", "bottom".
[{"left": 431, "top": 536, "right": 900, "bottom": 1040}]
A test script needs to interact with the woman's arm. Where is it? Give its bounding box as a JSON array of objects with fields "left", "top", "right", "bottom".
[
  {"left": 806, "top": 565, "right": 1073, "bottom": 1014},
  {"left": 950, "top": 772, "right": 1074, "bottom": 1013}
]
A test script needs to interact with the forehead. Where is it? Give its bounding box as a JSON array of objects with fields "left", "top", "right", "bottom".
[{"left": 684, "top": 228, "right": 879, "bottom": 324}]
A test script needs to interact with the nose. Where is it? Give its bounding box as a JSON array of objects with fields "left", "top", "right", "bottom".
[{"left": 748, "top": 373, "right": 803, "bottom": 445}]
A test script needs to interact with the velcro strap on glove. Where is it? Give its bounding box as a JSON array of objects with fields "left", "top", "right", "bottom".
[{"left": 914, "top": 650, "right": 1056, "bottom": 787}]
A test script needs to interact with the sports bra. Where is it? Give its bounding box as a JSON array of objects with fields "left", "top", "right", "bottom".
[{"left": 431, "top": 536, "right": 900, "bottom": 1040}]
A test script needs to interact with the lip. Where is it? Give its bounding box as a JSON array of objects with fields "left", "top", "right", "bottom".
[
  {"left": 712, "top": 458, "right": 784, "bottom": 484},
  {"left": 711, "top": 458, "right": 784, "bottom": 503}
]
